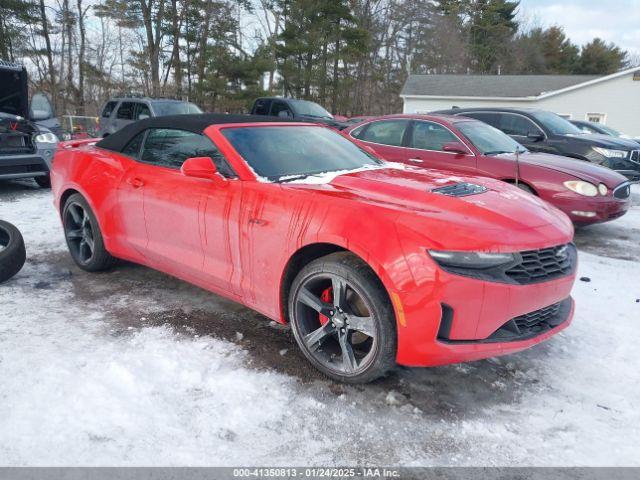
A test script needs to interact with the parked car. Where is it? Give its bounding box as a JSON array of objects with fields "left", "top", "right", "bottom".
[
  {"left": 97, "top": 97, "right": 202, "bottom": 137},
  {"left": 570, "top": 120, "right": 640, "bottom": 144},
  {"left": 52, "top": 114, "right": 577, "bottom": 383},
  {"left": 0, "top": 60, "right": 59, "bottom": 188},
  {"left": 250, "top": 97, "right": 346, "bottom": 129},
  {"left": 434, "top": 107, "right": 640, "bottom": 181},
  {"left": 345, "top": 114, "right": 632, "bottom": 225}
]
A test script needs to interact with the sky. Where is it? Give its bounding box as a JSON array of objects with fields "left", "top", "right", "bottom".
[{"left": 518, "top": 0, "right": 640, "bottom": 58}]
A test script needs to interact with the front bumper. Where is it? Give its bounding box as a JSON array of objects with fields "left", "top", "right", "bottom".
[
  {"left": 0, "top": 148, "right": 55, "bottom": 180},
  {"left": 546, "top": 191, "right": 630, "bottom": 225},
  {"left": 394, "top": 258, "right": 576, "bottom": 367}
]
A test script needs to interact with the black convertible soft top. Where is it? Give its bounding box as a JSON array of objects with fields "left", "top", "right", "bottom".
[{"left": 96, "top": 113, "right": 295, "bottom": 152}]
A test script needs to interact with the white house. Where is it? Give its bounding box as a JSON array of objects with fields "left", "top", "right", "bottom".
[{"left": 401, "top": 66, "right": 640, "bottom": 137}]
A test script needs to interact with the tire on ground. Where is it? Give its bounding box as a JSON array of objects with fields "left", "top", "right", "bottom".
[
  {"left": 288, "top": 251, "right": 397, "bottom": 384},
  {"left": 0, "top": 220, "right": 27, "bottom": 283}
]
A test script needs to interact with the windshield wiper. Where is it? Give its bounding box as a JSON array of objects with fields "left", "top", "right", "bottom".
[{"left": 484, "top": 150, "right": 513, "bottom": 155}]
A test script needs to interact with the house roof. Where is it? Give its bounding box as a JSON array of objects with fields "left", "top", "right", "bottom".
[{"left": 401, "top": 74, "right": 600, "bottom": 98}]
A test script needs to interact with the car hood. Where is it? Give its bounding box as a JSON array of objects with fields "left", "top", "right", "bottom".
[
  {"left": 501, "top": 151, "right": 628, "bottom": 188},
  {"left": 317, "top": 166, "right": 569, "bottom": 231},
  {"left": 563, "top": 133, "right": 640, "bottom": 150}
]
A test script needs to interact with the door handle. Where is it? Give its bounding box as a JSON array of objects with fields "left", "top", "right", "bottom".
[
  {"left": 409, "top": 158, "right": 424, "bottom": 163},
  {"left": 127, "top": 177, "right": 145, "bottom": 188}
]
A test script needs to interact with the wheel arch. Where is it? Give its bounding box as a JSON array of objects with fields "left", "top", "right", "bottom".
[
  {"left": 501, "top": 178, "right": 538, "bottom": 195},
  {"left": 279, "top": 242, "right": 394, "bottom": 325}
]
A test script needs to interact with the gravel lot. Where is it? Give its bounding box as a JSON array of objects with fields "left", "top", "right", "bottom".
[{"left": 0, "top": 179, "right": 638, "bottom": 466}]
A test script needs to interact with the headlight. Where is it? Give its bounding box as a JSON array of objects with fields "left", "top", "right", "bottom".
[
  {"left": 564, "top": 180, "right": 598, "bottom": 197},
  {"left": 592, "top": 147, "right": 627, "bottom": 158},
  {"left": 34, "top": 132, "right": 59, "bottom": 144},
  {"left": 428, "top": 250, "right": 515, "bottom": 269},
  {"left": 598, "top": 183, "right": 608, "bottom": 196}
]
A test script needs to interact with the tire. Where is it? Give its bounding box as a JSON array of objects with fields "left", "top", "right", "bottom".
[
  {"left": 288, "top": 252, "right": 397, "bottom": 383},
  {"left": 34, "top": 175, "right": 51, "bottom": 188},
  {"left": 62, "top": 193, "right": 116, "bottom": 271},
  {"left": 0, "top": 220, "right": 27, "bottom": 283},
  {"left": 515, "top": 182, "right": 535, "bottom": 195}
]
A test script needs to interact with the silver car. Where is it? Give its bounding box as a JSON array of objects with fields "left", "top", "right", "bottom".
[{"left": 97, "top": 97, "right": 202, "bottom": 137}]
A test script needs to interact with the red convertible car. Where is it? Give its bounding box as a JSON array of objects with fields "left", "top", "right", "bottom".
[
  {"left": 52, "top": 114, "right": 577, "bottom": 383},
  {"left": 345, "top": 114, "right": 631, "bottom": 225}
]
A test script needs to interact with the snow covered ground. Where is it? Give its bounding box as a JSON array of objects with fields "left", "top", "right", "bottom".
[{"left": 0, "top": 180, "right": 638, "bottom": 467}]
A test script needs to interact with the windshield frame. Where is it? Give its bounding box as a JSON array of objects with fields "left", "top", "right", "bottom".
[{"left": 218, "top": 123, "right": 384, "bottom": 182}]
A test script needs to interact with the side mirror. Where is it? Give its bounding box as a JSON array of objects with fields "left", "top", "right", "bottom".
[
  {"left": 278, "top": 110, "right": 293, "bottom": 119},
  {"left": 138, "top": 113, "right": 150, "bottom": 120},
  {"left": 527, "top": 131, "right": 545, "bottom": 142},
  {"left": 442, "top": 141, "right": 470, "bottom": 155},
  {"left": 181, "top": 157, "right": 227, "bottom": 185}
]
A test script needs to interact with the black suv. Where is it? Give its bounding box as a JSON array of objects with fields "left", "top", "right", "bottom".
[
  {"left": 435, "top": 107, "right": 640, "bottom": 181},
  {"left": 250, "top": 97, "right": 346, "bottom": 129}
]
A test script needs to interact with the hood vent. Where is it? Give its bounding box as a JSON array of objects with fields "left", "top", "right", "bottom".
[{"left": 431, "top": 182, "right": 487, "bottom": 197}]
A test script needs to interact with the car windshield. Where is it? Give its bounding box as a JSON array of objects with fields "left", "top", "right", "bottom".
[
  {"left": 152, "top": 101, "right": 202, "bottom": 116},
  {"left": 457, "top": 121, "right": 526, "bottom": 155},
  {"left": 222, "top": 126, "right": 382, "bottom": 181},
  {"left": 289, "top": 100, "right": 333, "bottom": 119},
  {"left": 597, "top": 124, "right": 622, "bottom": 137},
  {"left": 531, "top": 111, "right": 583, "bottom": 135}
]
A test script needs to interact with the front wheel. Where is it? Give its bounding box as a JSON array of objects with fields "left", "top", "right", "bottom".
[
  {"left": 62, "top": 194, "right": 116, "bottom": 271},
  {"left": 288, "top": 252, "right": 397, "bottom": 383}
]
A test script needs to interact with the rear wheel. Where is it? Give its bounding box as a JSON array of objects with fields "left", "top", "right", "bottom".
[
  {"left": 62, "top": 194, "right": 116, "bottom": 271},
  {"left": 289, "top": 252, "right": 397, "bottom": 383}
]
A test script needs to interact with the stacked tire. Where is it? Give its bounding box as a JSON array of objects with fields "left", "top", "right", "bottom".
[{"left": 0, "top": 220, "right": 26, "bottom": 283}]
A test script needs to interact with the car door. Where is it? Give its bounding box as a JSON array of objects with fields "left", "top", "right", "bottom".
[
  {"left": 349, "top": 119, "right": 412, "bottom": 162},
  {"left": 406, "top": 120, "right": 477, "bottom": 174},
  {"left": 131, "top": 128, "right": 226, "bottom": 282},
  {"left": 496, "top": 113, "right": 556, "bottom": 154}
]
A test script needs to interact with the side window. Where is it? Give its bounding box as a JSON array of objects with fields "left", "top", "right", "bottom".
[
  {"left": 116, "top": 102, "right": 135, "bottom": 120},
  {"left": 121, "top": 131, "right": 145, "bottom": 158},
  {"left": 140, "top": 128, "right": 236, "bottom": 176},
  {"left": 359, "top": 120, "right": 409, "bottom": 147},
  {"left": 499, "top": 114, "right": 541, "bottom": 137},
  {"left": 350, "top": 124, "right": 367, "bottom": 139},
  {"left": 410, "top": 121, "right": 459, "bottom": 151},
  {"left": 101, "top": 101, "right": 118, "bottom": 118},
  {"left": 253, "top": 99, "right": 271, "bottom": 116},
  {"left": 270, "top": 101, "right": 293, "bottom": 119},
  {"left": 135, "top": 103, "right": 151, "bottom": 120},
  {"left": 462, "top": 112, "right": 501, "bottom": 128}
]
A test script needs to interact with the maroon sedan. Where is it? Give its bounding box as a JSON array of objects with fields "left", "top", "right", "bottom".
[{"left": 345, "top": 114, "right": 631, "bottom": 225}]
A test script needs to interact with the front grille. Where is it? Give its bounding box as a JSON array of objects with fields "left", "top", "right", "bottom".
[
  {"left": 431, "top": 182, "right": 487, "bottom": 197},
  {"left": 613, "top": 183, "right": 631, "bottom": 200},
  {"left": 440, "top": 297, "right": 573, "bottom": 344},
  {"left": 514, "top": 302, "right": 562, "bottom": 330},
  {"left": 0, "top": 134, "right": 35, "bottom": 155},
  {"left": 630, "top": 150, "right": 640, "bottom": 163},
  {"left": 505, "top": 244, "right": 575, "bottom": 285}
]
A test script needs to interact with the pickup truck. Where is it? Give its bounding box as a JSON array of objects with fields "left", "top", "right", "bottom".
[
  {"left": 250, "top": 97, "right": 347, "bottom": 129},
  {"left": 0, "top": 60, "right": 59, "bottom": 188}
]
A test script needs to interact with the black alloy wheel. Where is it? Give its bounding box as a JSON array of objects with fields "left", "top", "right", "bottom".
[{"left": 289, "top": 252, "right": 396, "bottom": 383}]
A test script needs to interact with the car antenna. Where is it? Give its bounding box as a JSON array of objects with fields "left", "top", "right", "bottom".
[{"left": 515, "top": 147, "right": 521, "bottom": 187}]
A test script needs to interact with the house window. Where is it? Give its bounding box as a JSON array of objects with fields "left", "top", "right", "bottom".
[{"left": 587, "top": 113, "right": 606, "bottom": 123}]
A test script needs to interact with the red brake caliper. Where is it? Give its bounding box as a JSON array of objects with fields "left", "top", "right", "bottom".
[{"left": 319, "top": 287, "right": 333, "bottom": 326}]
